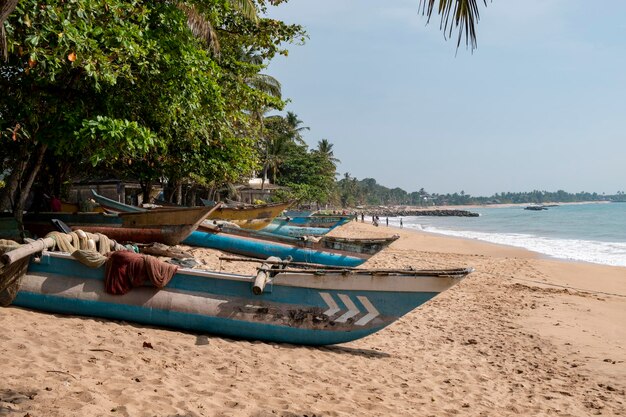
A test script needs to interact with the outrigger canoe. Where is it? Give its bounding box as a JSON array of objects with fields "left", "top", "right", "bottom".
[
  {"left": 274, "top": 215, "right": 354, "bottom": 229},
  {"left": 20, "top": 204, "right": 220, "bottom": 245},
  {"left": 92, "top": 190, "right": 291, "bottom": 230},
  {"left": 184, "top": 224, "right": 399, "bottom": 267},
  {"left": 0, "top": 239, "right": 473, "bottom": 345},
  {"left": 260, "top": 221, "right": 333, "bottom": 238}
]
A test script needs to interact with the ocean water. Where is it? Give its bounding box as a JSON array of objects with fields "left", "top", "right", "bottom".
[{"left": 385, "top": 203, "right": 626, "bottom": 267}]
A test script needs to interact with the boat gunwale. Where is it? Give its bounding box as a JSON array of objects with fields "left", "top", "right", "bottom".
[{"left": 35, "top": 251, "right": 472, "bottom": 293}]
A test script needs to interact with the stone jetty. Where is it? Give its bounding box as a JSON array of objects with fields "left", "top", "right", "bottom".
[{"left": 361, "top": 208, "right": 479, "bottom": 218}]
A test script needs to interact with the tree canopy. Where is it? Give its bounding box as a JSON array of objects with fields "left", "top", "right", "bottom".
[
  {"left": 0, "top": 0, "right": 490, "bottom": 232},
  {"left": 0, "top": 0, "right": 304, "bottom": 224}
]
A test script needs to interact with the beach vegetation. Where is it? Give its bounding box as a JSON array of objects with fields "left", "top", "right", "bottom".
[
  {"left": 259, "top": 113, "right": 338, "bottom": 207},
  {"left": 0, "top": 0, "right": 304, "bottom": 231},
  {"left": 335, "top": 176, "right": 623, "bottom": 207}
]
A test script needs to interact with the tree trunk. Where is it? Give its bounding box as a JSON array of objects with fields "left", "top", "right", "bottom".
[
  {"left": 189, "top": 187, "right": 197, "bottom": 207},
  {"left": 0, "top": 144, "right": 31, "bottom": 212},
  {"left": 175, "top": 183, "right": 182, "bottom": 205},
  {"left": 13, "top": 144, "right": 48, "bottom": 239},
  {"left": 261, "top": 165, "right": 268, "bottom": 191},
  {"left": 0, "top": 166, "right": 20, "bottom": 211},
  {"left": 140, "top": 180, "right": 152, "bottom": 204},
  {"left": 0, "top": 0, "right": 19, "bottom": 61}
]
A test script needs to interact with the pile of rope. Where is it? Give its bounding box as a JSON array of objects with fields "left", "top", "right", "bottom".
[
  {"left": 45, "top": 230, "right": 127, "bottom": 268},
  {"left": 0, "top": 230, "right": 127, "bottom": 306},
  {"left": 1, "top": 230, "right": 180, "bottom": 305}
]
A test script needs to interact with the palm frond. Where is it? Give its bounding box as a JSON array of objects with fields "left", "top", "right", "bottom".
[
  {"left": 247, "top": 73, "right": 282, "bottom": 98},
  {"left": 178, "top": 4, "right": 220, "bottom": 55},
  {"left": 419, "top": 0, "right": 487, "bottom": 51},
  {"left": 229, "top": 0, "right": 258, "bottom": 23}
]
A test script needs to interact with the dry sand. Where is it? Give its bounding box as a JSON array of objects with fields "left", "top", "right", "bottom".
[{"left": 1, "top": 222, "right": 625, "bottom": 416}]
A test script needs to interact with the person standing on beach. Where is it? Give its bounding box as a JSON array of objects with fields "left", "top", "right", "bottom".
[
  {"left": 386, "top": 217, "right": 389, "bottom": 226},
  {"left": 400, "top": 218, "right": 403, "bottom": 228}
]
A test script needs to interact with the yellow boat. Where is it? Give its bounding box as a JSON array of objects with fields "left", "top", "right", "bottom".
[
  {"left": 60, "top": 201, "right": 105, "bottom": 213},
  {"left": 206, "top": 201, "right": 292, "bottom": 230},
  {"left": 91, "top": 189, "right": 290, "bottom": 231}
]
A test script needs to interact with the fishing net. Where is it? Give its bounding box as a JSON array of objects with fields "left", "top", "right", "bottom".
[{"left": 0, "top": 239, "right": 29, "bottom": 307}]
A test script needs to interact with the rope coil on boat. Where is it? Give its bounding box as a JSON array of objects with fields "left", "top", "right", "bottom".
[{"left": 0, "top": 231, "right": 126, "bottom": 306}]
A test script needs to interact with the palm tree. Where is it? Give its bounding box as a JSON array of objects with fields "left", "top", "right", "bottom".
[
  {"left": 179, "top": 0, "right": 258, "bottom": 56},
  {"left": 261, "top": 133, "right": 291, "bottom": 185},
  {"left": 316, "top": 139, "right": 340, "bottom": 166},
  {"left": 285, "top": 112, "right": 309, "bottom": 145}
]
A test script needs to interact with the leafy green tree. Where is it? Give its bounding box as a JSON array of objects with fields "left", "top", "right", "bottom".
[{"left": 0, "top": 0, "right": 305, "bottom": 232}]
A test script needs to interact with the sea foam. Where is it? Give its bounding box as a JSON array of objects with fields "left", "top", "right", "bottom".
[{"left": 411, "top": 225, "right": 626, "bottom": 267}]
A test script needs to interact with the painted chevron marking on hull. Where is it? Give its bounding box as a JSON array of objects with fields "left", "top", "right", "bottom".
[
  {"left": 355, "top": 295, "right": 380, "bottom": 326},
  {"left": 335, "top": 294, "right": 359, "bottom": 323},
  {"left": 320, "top": 292, "right": 340, "bottom": 316}
]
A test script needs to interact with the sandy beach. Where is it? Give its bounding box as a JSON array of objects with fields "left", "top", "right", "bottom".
[{"left": 1, "top": 222, "right": 625, "bottom": 416}]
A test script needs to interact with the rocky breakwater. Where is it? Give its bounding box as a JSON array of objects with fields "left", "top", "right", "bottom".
[{"left": 367, "top": 208, "right": 479, "bottom": 217}]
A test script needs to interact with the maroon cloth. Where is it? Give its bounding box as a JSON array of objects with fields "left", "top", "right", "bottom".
[
  {"left": 50, "top": 197, "right": 62, "bottom": 212},
  {"left": 104, "top": 251, "right": 178, "bottom": 295}
]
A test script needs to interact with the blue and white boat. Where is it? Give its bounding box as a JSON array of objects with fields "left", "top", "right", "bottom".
[
  {"left": 184, "top": 224, "right": 399, "bottom": 267},
  {"left": 275, "top": 215, "right": 354, "bottom": 229},
  {"left": 5, "top": 248, "right": 472, "bottom": 345},
  {"left": 261, "top": 221, "right": 332, "bottom": 238}
]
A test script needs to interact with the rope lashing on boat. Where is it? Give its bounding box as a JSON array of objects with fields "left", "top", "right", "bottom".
[
  {"left": 0, "top": 239, "right": 30, "bottom": 307},
  {"left": 0, "top": 230, "right": 182, "bottom": 304},
  {"left": 44, "top": 231, "right": 125, "bottom": 255},
  {"left": 45, "top": 231, "right": 77, "bottom": 252},
  {"left": 72, "top": 249, "right": 108, "bottom": 268}
]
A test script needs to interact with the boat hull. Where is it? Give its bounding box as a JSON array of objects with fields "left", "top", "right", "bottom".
[
  {"left": 275, "top": 215, "right": 354, "bottom": 229},
  {"left": 92, "top": 190, "right": 290, "bottom": 231},
  {"left": 206, "top": 202, "right": 291, "bottom": 230},
  {"left": 261, "top": 222, "right": 332, "bottom": 237},
  {"left": 22, "top": 206, "right": 216, "bottom": 245},
  {"left": 183, "top": 228, "right": 397, "bottom": 267},
  {"left": 12, "top": 252, "right": 468, "bottom": 345}
]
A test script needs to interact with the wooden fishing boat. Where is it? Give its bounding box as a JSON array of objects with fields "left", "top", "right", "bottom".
[
  {"left": 89, "top": 191, "right": 145, "bottom": 213},
  {"left": 275, "top": 215, "right": 354, "bottom": 229},
  {"left": 60, "top": 201, "right": 106, "bottom": 213},
  {"left": 184, "top": 224, "right": 399, "bottom": 267},
  {"left": 283, "top": 209, "right": 315, "bottom": 218},
  {"left": 92, "top": 190, "right": 291, "bottom": 230},
  {"left": 261, "top": 221, "right": 333, "bottom": 238},
  {"left": 0, "top": 240, "right": 473, "bottom": 345},
  {"left": 206, "top": 201, "right": 292, "bottom": 230},
  {"left": 21, "top": 204, "right": 220, "bottom": 246}
]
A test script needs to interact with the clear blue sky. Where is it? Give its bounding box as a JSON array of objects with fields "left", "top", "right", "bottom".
[{"left": 265, "top": 1, "right": 626, "bottom": 196}]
